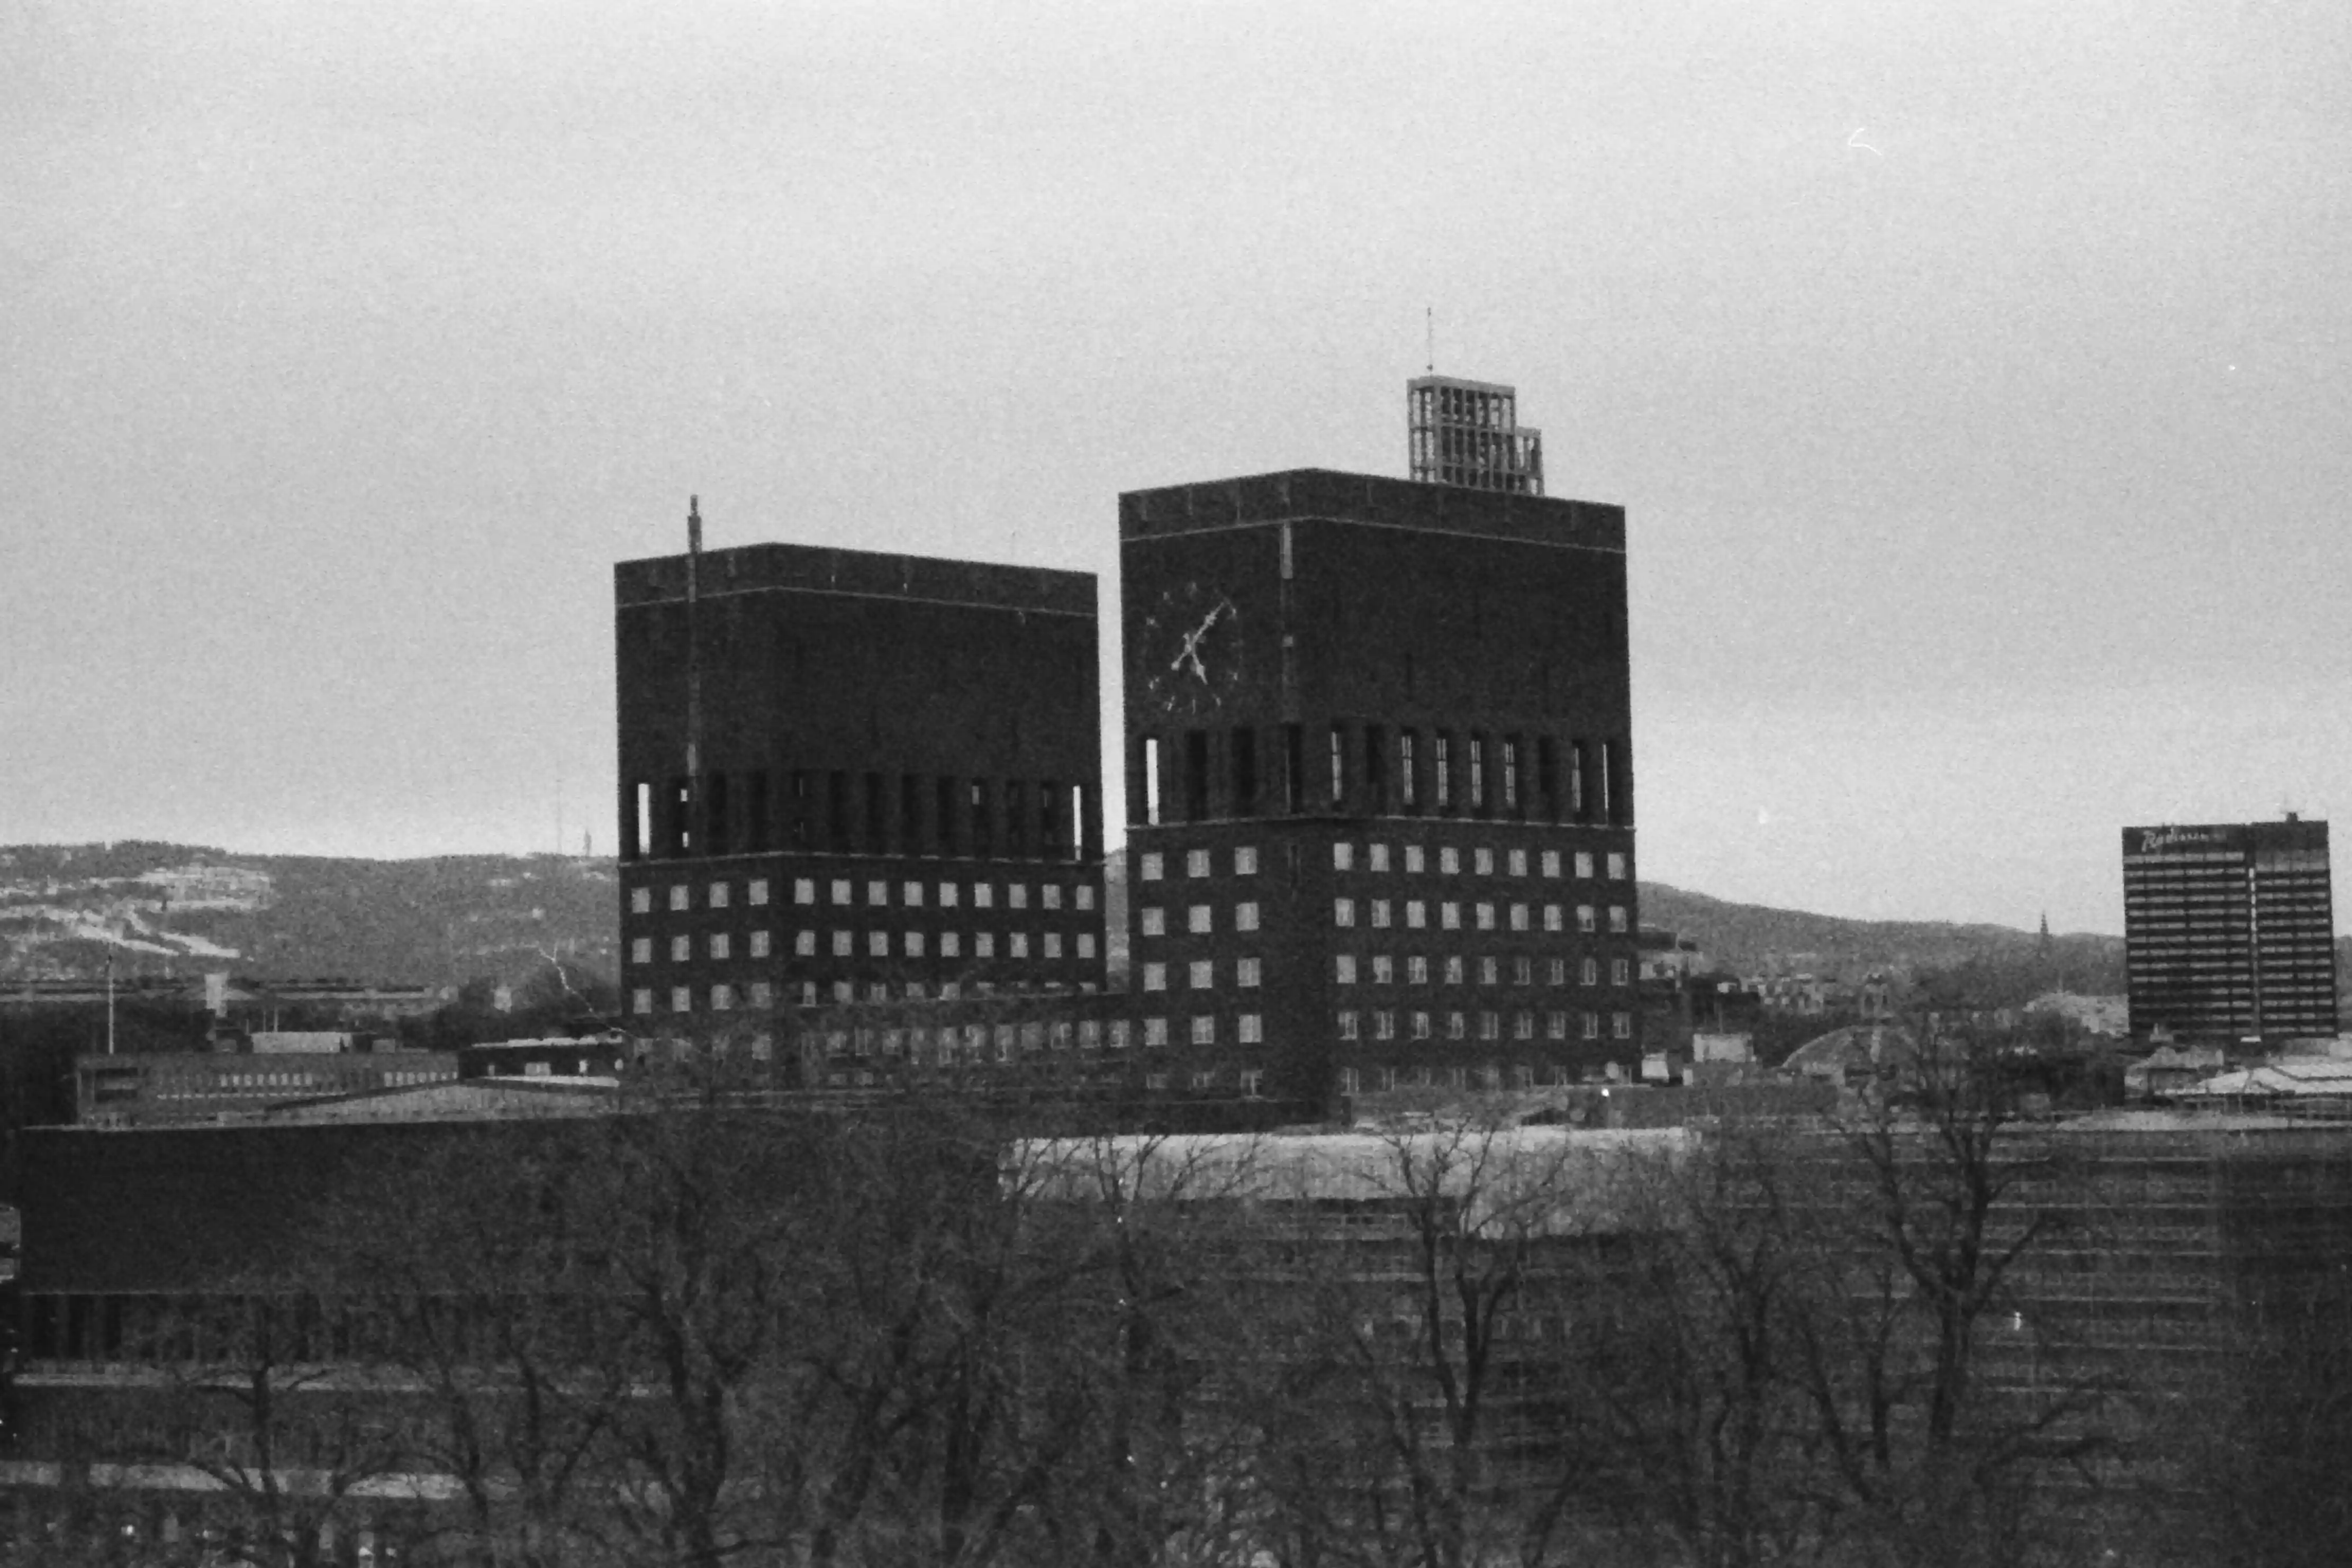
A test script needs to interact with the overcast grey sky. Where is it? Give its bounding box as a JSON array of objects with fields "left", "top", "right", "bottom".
[{"left": 6, "top": 1, "right": 2348, "bottom": 934}]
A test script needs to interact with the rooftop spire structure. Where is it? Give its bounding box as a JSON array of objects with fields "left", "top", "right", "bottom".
[{"left": 1407, "top": 375, "right": 1544, "bottom": 494}]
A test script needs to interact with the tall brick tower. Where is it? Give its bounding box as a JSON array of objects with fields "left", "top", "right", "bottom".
[{"left": 1118, "top": 383, "right": 1637, "bottom": 1108}]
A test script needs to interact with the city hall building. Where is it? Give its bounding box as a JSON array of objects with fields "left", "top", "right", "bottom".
[
  {"left": 2122, "top": 816, "right": 2338, "bottom": 1042},
  {"left": 1118, "top": 379, "right": 1640, "bottom": 1105},
  {"left": 613, "top": 516, "right": 1110, "bottom": 1075}
]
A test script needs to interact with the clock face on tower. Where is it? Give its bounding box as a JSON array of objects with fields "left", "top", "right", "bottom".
[{"left": 1138, "top": 581, "right": 1244, "bottom": 717}]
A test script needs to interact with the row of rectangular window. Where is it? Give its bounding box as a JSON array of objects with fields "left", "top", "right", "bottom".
[
  {"left": 629, "top": 877, "right": 1098, "bottom": 916},
  {"left": 633, "top": 930, "right": 1101, "bottom": 964},
  {"left": 633, "top": 974, "right": 1097, "bottom": 1015},
  {"left": 1134, "top": 845, "right": 1627, "bottom": 881},
  {"left": 1137, "top": 954, "right": 1628, "bottom": 992},
  {"left": 1340, "top": 1064, "right": 1606, "bottom": 1095},
  {"left": 1137, "top": 899, "right": 1624, "bottom": 935},
  {"left": 1336, "top": 899, "right": 1628, "bottom": 933},
  {"left": 624, "top": 770, "right": 1091, "bottom": 864},
  {"left": 1133, "top": 724, "right": 1627, "bottom": 826},
  {"left": 1336, "top": 1009, "right": 1633, "bottom": 1041}
]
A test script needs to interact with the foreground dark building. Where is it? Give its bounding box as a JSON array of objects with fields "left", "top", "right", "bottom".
[
  {"left": 1119, "top": 386, "right": 1638, "bottom": 1107},
  {"left": 2122, "top": 816, "right": 2337, "bottom": 1041},
  {"left": 614, "top": 519, "right": 1108, "bottom": 1074}
]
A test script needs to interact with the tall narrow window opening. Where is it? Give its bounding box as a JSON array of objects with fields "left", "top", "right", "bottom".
[
  {"left": 1232, "top": 727, "right": 1259, "bottom": 817},
  {"left": 1143, "top": 739, "right": 1162, "bottom": 827}
]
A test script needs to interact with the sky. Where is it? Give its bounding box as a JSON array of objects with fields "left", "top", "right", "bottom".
[{"left": 5, "top": 1, "right": 2350, "bottom": 935}]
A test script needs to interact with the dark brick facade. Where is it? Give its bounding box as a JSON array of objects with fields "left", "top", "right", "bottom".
[
  {"left": 1118, "top": 469, "right": 1639, "bottom": 1105},
  {"left": 614, "top": 543, "right": 1108, "bottom": 1059}
]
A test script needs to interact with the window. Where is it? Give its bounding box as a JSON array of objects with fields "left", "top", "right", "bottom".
[
  {"left": 1337, "top": 1011, "right": 1360, "bottom": 1040},
  {"left": 795, "top": 930, "right": 816, "bottom": 956},
  {"left": 1548, "top": 1011, "right": 1568, "bottom": 1039},
  {"left": 710, "top": 881, "right": 731, "bottom": 909},
  {"left": 709, "top": 933, "right": 730, "bottom": 960},
  {"left": 1234, "top": 845, "right": 1258, "bottom": 875},
  {"left": 1609, "top": 906, "right": 1629, "bottom": 933},
  {"left": 1479, "top": 1011, "right": 1500, "bottom": 1040},
  {"left": 1435, "top": 734, "right": 1453, "bottom": 809},
  {"left": 632, "top": 988, "right": 653, "bottom": 1014},
  {"left": 711, "top": 984, "right": 734, "bottom": 1011},
  {"left": 1044, "top": 931, "right": 1063, "bottom": 958},
  {"left": 1406, "top": 900, "right": 1427, "bottom": 929},
  {"left": 1475, "top": 848, "right": 1494, "bottom": 875},
  {"left": 1191, "top": 1015, "right": 1216, "bottom": 1046},
  {"left": 1613, "top": 1011, "right": 1633, "bottom": 1039},
  {"left": 671, "top": 986, "right": 692, "bottom": 1014},
  {"left": 1189, "top": 904, "right": 1213, "bottom": 933},
  {"left": 1144, "top": 963, "right": 1168, "bottom": 992},
  {"left": 1334, "top": 898, "right": 1356, "bottom": 928},
  {"left": 1441, "top": 847, "right": 1461, "bottom": 874},
  {"left": 1408, "top": 956, "right": 1429, "bottom": 984},
  {"left": 1541, "top": 850, "right": 1560, "bottom": 878},
  {"left": 1476, "top": 903, "right": 1496, "bottom": 931},
  {"left": 1469, "top": 737, "right": 1486, "bottom": 809},
  {"left": 1329, "top": 725, "right": 1345, "bottom": 803},
  {"left": 1509, "top": 903, "right": 1530, "bottom": 931},
  {"left": 1142, "top": 907, "right": 1166, "bottom": 937},
  {"left": 1335, "top": 955, "right": 1357, "bottom": 984},
  {"left": 1240, "top": 1013, "right": 1264, "bottom": 1045},
  {"left": 1009, "top": 932, "right": 1029, "bottom": 958},
  {"left": 1369, "top": 842, "right": 1390, "bottom": 872},
  {"left": 1108, "top": 1020, "right": 1131, "bottom": 1050},
  {"left": 1444, "top": 956, "right": 1466, "bottom": 984},
  {"left": 1187, "top": 848, "right": 1211, "bottom": 878},
  {"left": 1441, "top": 902, "right": 1461, "bottom": 930},
  {"left": 1608, "top": 852, "right": 1628, "bottom": 880},
  {"left": 1406, "top": 845, "right": 1426, "bottom": 873},
  {"left": 1009, "top": 883, "right": 1028, "bottom": 910},
  {"left": 1043, "top": 884, "right": 1062, "bottom": 910},
  {"left": 974, "top": 883, "right": 994, "bottom": 909},
  {"left": 865, "top": 880, "right": 885, "bottom": 906},
  {"left": 1371, "top": 899, "right": 1391, "bottom": 928},
  {"left": 1412, "top": 1011, "right": 1431, "bottom": 1039},
  {"left": 1144, "top": 1017, "right": 1169, "bottom": 1047},
  {"left": 1544, "top": 904, "right": 1563, "bottom": 932},
  {"left": 1076, "top": 884, "right": 1094, "bottom": 910},
  {"left": 631, "top": 887, "right": 652, "bottom": 914},
  {"left": 749, "top": 878, "right": 770, "bottom": 907},
  {"left": 1549, "top": 957, "right": 1566, "bottom": 984},
  {"left": 830, "top": 879, "right": 852, "bottom": 905},
  {"left": 1575, "top": 852, "right": 1595, "bottom": 879},
  {"left": 670, "top": 885, "right": 690, "bottom": 912},
  {"left": 1515, "top": 956, "right": 1533, "bottom": 985},
  {"left": 940, "top": 932, "right": 961, "bottom": 958},
  {"left": 939, "top": 881, "right": 960, "bottom": 908},
  {"left": 906, "top": 931, "right": 927, "bottom": 958},
  {"left": 631, "top": 937, "right": 652, "bottom": 965},
  {"left": 1508, "top": 848, "right": 1527, "bottom": 876},
  {"left": 1479, "top": 957, "right": 1499, "bottom": 985},
  {"left": 1077, "top": 933, "right": 1096, "bottom": 958},
  {"left": 671, "top": 935, "right": 691, "bottom": 962},
  {"left": 1578, "top": 905, "right": 1597, "bottom": 933},
  {"left": 975, "top": 932, "right": 996, "bottom": 957},
  {"left": 1447, "top": 1012, "right": 1467, "bottom": 1040},
  {"left": 1613, "top": 958, "right": 1631, "bottom": 985},
  {"left": 1372, "top": 955, "right": 1394, "bottom": 984},
  {"left": 1238, "top": 957, "right": 1262, "bottom": 987},
  {"left": 1515, "top": 1011, "right": 1535, "bottom": 1040},
  {"left": 1583, "top": 1012, "right": 1600, "bottom": 1039},
  {"left": 867, "top": 931, "right": 888, "bottom": 957},
  {"left": 1190, "top": 959, "right": 1214, "bottom": 990},
  {"left": 1141, "top": 853, "right": 1164, "bottom": 881},
  {"left": 796, "top": 878, "right": 817, "bottom": 905},
  {"left": 1582, "top": 957, "right": 1599, "bottom": 985},
  {"left": 1374, "top": 1010, "right": 1396, "bottom": 1040},
  {"left": 1333, "top": 842, "right": 1354, "bottom": 872}
]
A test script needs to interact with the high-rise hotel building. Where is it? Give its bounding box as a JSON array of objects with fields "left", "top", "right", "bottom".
[
  {"left": 1119, "top": 379, "right": 1639, "bottom": 1107},
  {"left": 613, "top": 514, "right": 1108, "bottom": 1067},
  {"left": 2122, "top": 817, "right": 2337, "bottom": 1042}
]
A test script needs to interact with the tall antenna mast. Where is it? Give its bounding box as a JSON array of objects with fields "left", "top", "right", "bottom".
[
  {"left": 1425, "top": 306, "right": 1434, "bottom": 374},
  {"left": 685, "top": 496, "right": 704, "bottom": 854}
]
